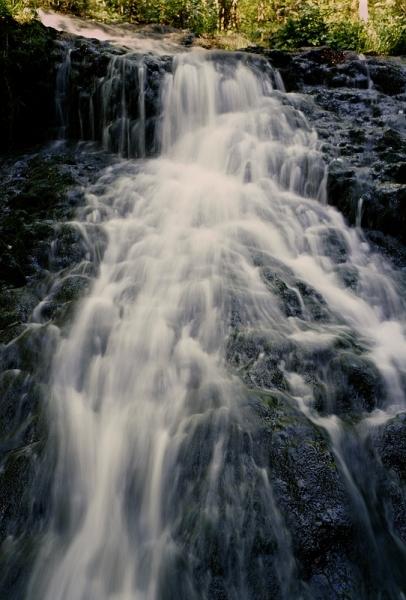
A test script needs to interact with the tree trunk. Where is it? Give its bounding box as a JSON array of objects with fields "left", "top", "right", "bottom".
[{"left": 359, "top": 0, "right": 369, "bottom": 21}]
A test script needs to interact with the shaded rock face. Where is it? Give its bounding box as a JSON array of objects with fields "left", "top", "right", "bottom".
[
  {"left": 0, "top": 19, "right": 58, "bottom": 152},
  {"left": 0, "top": 18, "right": 173, "bottom": 156}
]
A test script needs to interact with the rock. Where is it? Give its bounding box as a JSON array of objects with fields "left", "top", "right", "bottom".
[
  {"left": 0, "top": 19, "right": 58, "bottom": 152},
  {"left": 374, "top": 413, "right": 406, "bottom": 481},
  {"left": 181, "top": 32, "right": 195, "bottom": 47},
  {"left": 264, "top": 49, "right": 293, "bottom": 69},
  {"left": 299, "top": 47, "right": 347, "bottom": 66},
  {"left": 321, "top": 352, "right": 386, "bottom": 414},
  {"left": 62, "top": 37, "right": 172, "bottom": 157},
  {"left": 368, "top": 61, "right": 406, "bottom": 95},
  {"left": 370, "top": 414, "right": 406, "bottom": 552},
  {"left": 385, "top": 161, "right": 406, "bottom": 185},
  {"left": 251, "top": 394, "right": 359, "bottom": 594},
  {"left": 362, "top": 184, "right": 406, "bottom": 243}
]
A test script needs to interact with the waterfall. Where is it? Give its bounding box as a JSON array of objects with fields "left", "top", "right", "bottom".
[
  {"left": 55, "top": 49, "right": 164, "bottom": 158},
  {"left": 29, "top": 51, "right": 406, "bottom": 599},
  {"left": 55, "top": 44, "right": 72, "bottom": 139}
]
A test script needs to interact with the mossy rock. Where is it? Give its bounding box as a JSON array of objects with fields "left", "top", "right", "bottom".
[{"left": 320, "top": 351, "right": 386, "bottom": 414}]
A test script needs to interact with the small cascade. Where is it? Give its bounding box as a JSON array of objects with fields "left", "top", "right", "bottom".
[
  {"left": 98, "top": 56, "right": 146, "bottom": 157},
  {"left": 137, "top": 61, "right": 146, "bottom": 157},
  {"left": 55, "top": 44, "right": 72, "bottom": 139},
  {"left": 55, "top": 45, "right": 171, "bottom": 157},
  {"left": 28, "top": 49, "right": 406, "bottom": 600},
  {"left": 356, "top": 195, "right": 364, "bottom": 228},
  {"left": 358, "top": 53, "right": 374, "bottom": 92}
]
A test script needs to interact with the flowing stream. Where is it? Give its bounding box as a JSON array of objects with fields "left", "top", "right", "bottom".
[{"left": 28, "top": 49, "right": 406, "bottom": 599}]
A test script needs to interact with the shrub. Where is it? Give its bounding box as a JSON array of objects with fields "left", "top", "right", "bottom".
[
  {"left": 370, "top": 14, "right": 406, "bottom": 55},
  {"left": 269, "top": 4, "right": 328, "bottom": 49},
  {"left": 327, "top": 20, "right": 367, "bottom": 51},
  {"left": 0, "top": 0, "right": 11, "bottom": 18}
]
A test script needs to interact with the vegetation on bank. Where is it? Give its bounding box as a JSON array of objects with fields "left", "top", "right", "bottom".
[
  {"left": 0, "top": 12, "right": 57, "bottom": 152},
  {"left": 0, "top": 0, "right": 405, "bottom": 54}
]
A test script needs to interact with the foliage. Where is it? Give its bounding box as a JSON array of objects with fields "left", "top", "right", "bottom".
[
  {"left": 268, "top": 1, "right": 405, "bottom": 54},
  {"left": 0, "top": 0, "right": 10, "bottom": 18},
  {"left": 269, "top": 4, "right": 328, "bottom": 49},
  {"left": 368, "top": 12, "right": 405, "bottom": 55},
  {"left": 1, "top": 0, "right": 406, "bottom": 55},
  {"left": 327, "top": 20, "right": 367, "bottom": 51}
]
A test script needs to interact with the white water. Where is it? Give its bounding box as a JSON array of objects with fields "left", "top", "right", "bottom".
[
  {"left": 39, "top": 9, "right": 187, "bottom": 54},
  {"left": 30, "top": 52, "right": 406, "bottom": 599}
]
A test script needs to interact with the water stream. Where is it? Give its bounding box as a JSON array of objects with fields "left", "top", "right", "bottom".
[{"left": 28, "top": 49, "right": 406, "bottom": 599}]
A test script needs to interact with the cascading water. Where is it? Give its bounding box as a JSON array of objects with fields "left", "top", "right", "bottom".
[
  {"left": 54, "top": 47, "right": 166, "bottom": 157},
  {"left": 29, "top": 50, "right": 406, "bottom": 599},
  {"left": 55, "top": 44, "right": 72, "bottom": 139}
]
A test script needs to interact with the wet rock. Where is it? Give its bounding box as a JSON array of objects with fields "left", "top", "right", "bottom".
[
  {"left": 375, "top": 128, "right": 404, "bottom": 154},
  {"left": 37, "top": 272, "right": 93, "bottom": 325},
  {"left": 362, "top": 184, "right": 406, "bottom": 242},
  {"left": 318, "top": 228, "right": 349, "bottom": 263},
  {"left": 227, "top": 330, "right": 291, "bottom": 391},
  {"left": 0, "top": 370, "right": 44, "bottom": 451},
  {"left": 251, "top": 394, "right": 357, "bottom": 592},
  {"left": 2, "top": 324, "right": 60, "bottom": 381},
  {"left": 371, "top": 414, "right": 406, "bottom": 547},
  {"left": 336, "top": 264, "right": 359, "bottom": 290},
  {"left": 368, "top": 61, "right": 406, "bottom": 96},
  {"left": 374, "top": 413, "right": 406, "bottom": 481},
  {"left": 0, "top": 386, "right": 51, "bottom": 598},
  {"left": 323, "top": 352, "right": 386, "bottom": 414},
  {"left": 299, "top": 47, "right": 347, "bottom": 66},
  {"left": 296, "top": 281, "right": 331, "bottom": 322},
  {"left": 261, "top": 269, "right": 303, "bottom": 318},
  {"left": 365, "top": 231, "right": 406, "bottom": 272},
  {"left": 385, "top": 161, "right": 406, "bottom": 185},
  {"left": 326, "top": 164, "right": 358, "bottom": 226},
  {"left": 181, "top": 32, "right": 195, "bottom": 47}
]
